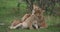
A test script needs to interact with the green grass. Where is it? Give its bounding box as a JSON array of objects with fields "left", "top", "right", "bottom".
[{"left": 0, "top": 0, "right": 60, "bottom": 32}]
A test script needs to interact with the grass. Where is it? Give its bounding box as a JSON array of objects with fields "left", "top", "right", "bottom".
[{"left": 0, "top": 0, "right": 60, "bottom": 32}]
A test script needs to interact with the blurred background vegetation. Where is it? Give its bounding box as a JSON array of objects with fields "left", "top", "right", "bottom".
[{"left": 0, "top": 0, "right": 60, "bottom": 32}]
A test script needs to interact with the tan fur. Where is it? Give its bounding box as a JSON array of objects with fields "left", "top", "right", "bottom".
[
  {"left": 21, "top": 15, "right": 39, "bottom": 29},
  {"left": 21, "top": 14, "right": 39, "bottom": 29},
  {"left": 21, "top": 14, "right": 31, "bottom": 21},
  {"left": 10, "top": 15, "right": 39, "bottom": 29},
  {"left": 9, "top": 19, "right": 22, "bottom": 29},
  {"left": 10, "top": 14, "right": 39, "bottom": 29},
  {"left": 11, "top": 20, "right": 21, "bottom": 26},
  {"left": 32, "top": 4, "right": 47, "bottom": 28}
]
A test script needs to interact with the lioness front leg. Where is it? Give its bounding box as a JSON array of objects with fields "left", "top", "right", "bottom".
[{"left": 28, "top": 23, "right": 34, "bottom": 29}]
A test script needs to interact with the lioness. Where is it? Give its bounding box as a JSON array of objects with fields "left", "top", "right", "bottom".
[
  {"left": 32, "top": 4, "right": 47, "bottom": 28},
  {"left": 10, "top": 14, "right": 39, "bottom": 29}
]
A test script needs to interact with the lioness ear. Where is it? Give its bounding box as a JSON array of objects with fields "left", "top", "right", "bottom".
[{"left": 33, "top": 4, "right": 39, "bottom": 9}]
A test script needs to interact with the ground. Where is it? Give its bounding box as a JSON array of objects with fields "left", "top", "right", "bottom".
[{"left": 0, "top": 0, "right": 60, "bottom": 32}]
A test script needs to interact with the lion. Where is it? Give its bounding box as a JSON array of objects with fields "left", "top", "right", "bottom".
[
  {"left": 20, "top": 13, "right": 39, "bottom": 29},
  {"left": 15, "top": 15, "right": 39, "bottom": 29},
  {"left": 9, "top": 14, "right": 31, "bottom": 29},
  {"left": 21, "top": 15, "right": 40, "bottom": 29},
  {"left": 9, "top": 14, "right": 39, "bottom": 29},
  {"left": 32, "top": 4, "right": 47, "bottom": 28}
]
